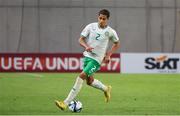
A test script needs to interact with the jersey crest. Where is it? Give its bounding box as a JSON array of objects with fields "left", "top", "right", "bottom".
[{"left": 105, "top": 31, "right": 109, "bottom": 37}]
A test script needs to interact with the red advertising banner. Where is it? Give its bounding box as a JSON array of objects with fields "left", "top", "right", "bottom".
[{"left": 0, "top": 53, "right": 120, "bottom": 72}]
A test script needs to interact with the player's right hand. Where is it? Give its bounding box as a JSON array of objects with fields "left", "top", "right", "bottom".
[{"left": 85, "top": 46, "right": 94, "bottom": 52}]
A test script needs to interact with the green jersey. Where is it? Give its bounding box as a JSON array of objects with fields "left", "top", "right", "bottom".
[{"left": 81, "top": 22, "right": 119, "bottom": 64}]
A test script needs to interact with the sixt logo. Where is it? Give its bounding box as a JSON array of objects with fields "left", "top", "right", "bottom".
[{"left": 145, "top": 55, "right": 179, "bottom": 70}]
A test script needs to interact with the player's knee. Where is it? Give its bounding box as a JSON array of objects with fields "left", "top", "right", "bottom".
[
  {"left": 86, "top": 76, "right": 94, "bottom": 85},
  {"left": 79, "top": 72, "right": 87, "bottom": 80},
  {"left": 86, "top": 80, "right": 91, "bottom": 85}
]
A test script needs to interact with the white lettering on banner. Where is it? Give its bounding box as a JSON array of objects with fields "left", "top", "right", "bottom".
[
  {"left": 33, "top": 58, "right": 43, "bottom": 70},
  {"left": 1, "top": 57, "right": 11, "bottom": 70},
  {"left": 0, "top": 55, "right": 120, "bottom": 72},
  {"left": 107, "top": 58, "right": 120, "bottom": 70},
  {"left": 46, "top": 58, "right": 56, "bottom": 70},
  {"left": 57, "top": 58, "right": 68, "bottom": 70},
  {"left": 24, "top": 58, "right": 32, "bottom": 70},
  {"left": 0, "top": 57, "right": 82, "bottom": 71},
  {"left": 80, "top": 58, "right": 83, "bottom": 70},
  {"left": 69, "top": 58, "right": 79, "bottom": 70},
  {"left": 14, "top": 58, "right": 22, "bottom": 70}
]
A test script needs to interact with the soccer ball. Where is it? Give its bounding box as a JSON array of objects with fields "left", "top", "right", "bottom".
[{"left": 68, "top": 100, "right": 82, "bottom": 113}]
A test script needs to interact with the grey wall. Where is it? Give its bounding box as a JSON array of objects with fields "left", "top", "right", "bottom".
[{"left": 0, "top": 0, "right": 180, "bottom": 53}]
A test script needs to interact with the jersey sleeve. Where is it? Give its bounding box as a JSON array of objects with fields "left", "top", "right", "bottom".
[
  {"left": 110, "top": 29, "right": 120, "bottom": 42},
  {"left": 80, "top": 24, "right": 91, "bottom": 38}
]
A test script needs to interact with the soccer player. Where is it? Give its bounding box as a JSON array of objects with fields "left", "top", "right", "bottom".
[{"left": 55, "top": 9, "right": 120, "bottom": 110}]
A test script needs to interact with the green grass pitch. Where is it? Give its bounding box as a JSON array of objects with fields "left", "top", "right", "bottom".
[{"left": 0, "top": 73, "right": 180, "bottom": 115}]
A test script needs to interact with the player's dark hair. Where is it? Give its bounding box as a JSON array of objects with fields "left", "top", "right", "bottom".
[{"left": 98, "top": 9, "right": 110, "bottom": 19}]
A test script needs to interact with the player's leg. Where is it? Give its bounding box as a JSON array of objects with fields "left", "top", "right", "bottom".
[
  {"left": 86, "top": 76, "right": 111, "bottom": 102},
  {"left": 55, "top": 72, "right": 87, "bottom": 110},
  {"left": 87, "top": 76, "right": 107, "bottom": 91},
  {"left": 63, "top": 72, "right": 86, "bottom": 105},
  {"left": 85, "top": 60, "right": 106, "bottom": 92},
  {"left": 84, "top": 58, "right": 112, "bottom": 102},
  {"left": 55, "top": 57, "right": 89, "bottom": 110}
]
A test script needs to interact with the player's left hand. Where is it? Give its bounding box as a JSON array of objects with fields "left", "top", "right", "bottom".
[{"left": 103, "top": 55, "right": 111, "bottom": 64}]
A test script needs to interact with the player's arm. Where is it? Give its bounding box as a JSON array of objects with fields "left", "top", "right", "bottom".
[
  {"left": 103, "top": 41, "right": 120, "bottom": 63},
  {"left": 79, "top": 36, "right": 94, "bottom": 52},
  {"left": 103, "top": 29, "right": 120, "bottom": 64},
  {"left": 107, "top": 41, "right": 120, "bottom": 57}
]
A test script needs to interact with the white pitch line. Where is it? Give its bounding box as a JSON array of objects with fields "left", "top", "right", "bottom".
[{"left": 22, "top": 73, "right": 44, "bottom": 78}]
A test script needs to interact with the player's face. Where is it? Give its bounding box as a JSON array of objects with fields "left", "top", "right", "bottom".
[{"left": 98, "top": 14, "right": 108, "bottom": 28}]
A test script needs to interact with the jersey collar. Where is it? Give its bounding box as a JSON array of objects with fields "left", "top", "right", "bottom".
[{"left": 98, "top": 23, "right": 108, "bottom": 29}]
